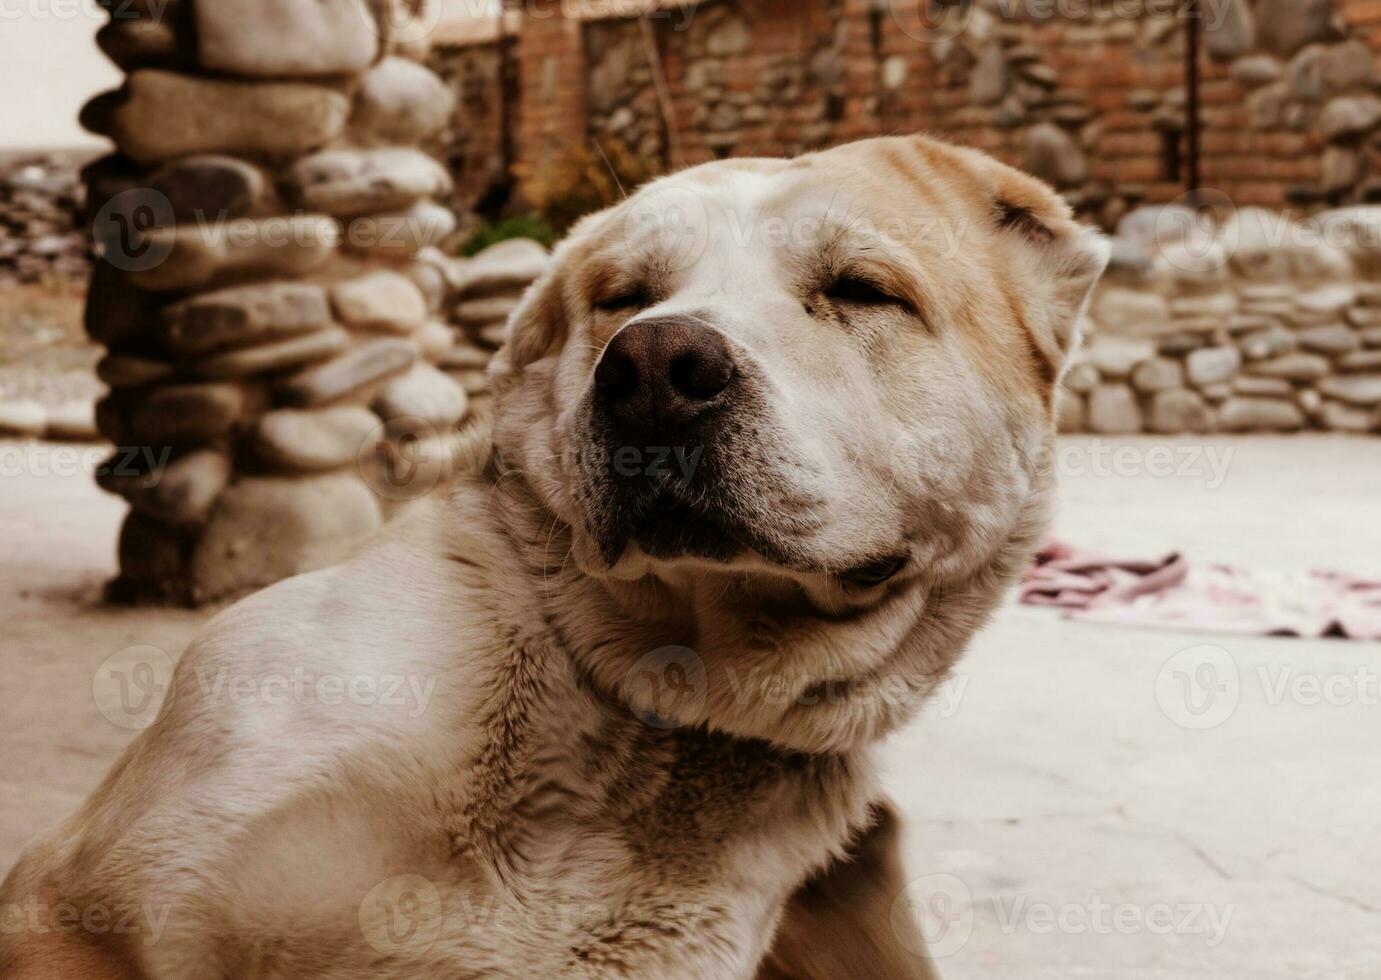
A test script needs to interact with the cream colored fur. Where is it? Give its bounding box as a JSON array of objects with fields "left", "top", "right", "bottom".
[{"left": 0, "top": 135, "right": 1105, "bottom": 979}]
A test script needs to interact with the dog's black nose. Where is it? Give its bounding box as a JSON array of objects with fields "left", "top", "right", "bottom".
[{"left": 594, "top": 316, "right": 735, "bottom": 437}]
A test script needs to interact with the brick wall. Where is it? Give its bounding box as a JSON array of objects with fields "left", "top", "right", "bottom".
[
  {"left": 513, "top": 12, "right": 588, "bottom": 182},
  {"left": 436, "top": 0, "right": 1381, "bottom": 225}
]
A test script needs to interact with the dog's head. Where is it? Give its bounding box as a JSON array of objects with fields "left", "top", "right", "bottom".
[{"left": 487, "top": 136, "right": 1105, "bottom": 751}]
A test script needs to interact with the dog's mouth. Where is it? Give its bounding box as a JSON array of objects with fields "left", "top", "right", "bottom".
[
  {"left": 594, "top": 489, "right": 910, "bottom": 589},
  {"left": 606, "top": 492, "right": 752, "bottom": 565}
]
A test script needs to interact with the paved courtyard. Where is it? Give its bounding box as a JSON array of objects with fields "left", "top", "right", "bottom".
[{"left": 1, "top": 435, "right": 1378, "bottom": 978}]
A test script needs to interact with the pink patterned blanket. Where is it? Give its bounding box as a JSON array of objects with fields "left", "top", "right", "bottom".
[{"left": 1021, "top": 541, "right": 1381, "bottom": 640}]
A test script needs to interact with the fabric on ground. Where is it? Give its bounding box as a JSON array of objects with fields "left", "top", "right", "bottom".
[{"left": 1022, "top": 540, "right": 1381, "bottom": 640}]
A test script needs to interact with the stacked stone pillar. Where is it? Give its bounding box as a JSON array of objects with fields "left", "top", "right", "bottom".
[{"left": 81, "top": 0, "right": 506, "bottom": 604}]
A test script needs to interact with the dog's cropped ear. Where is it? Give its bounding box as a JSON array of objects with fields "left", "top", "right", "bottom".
[
  {"left": 994, "top": 197, "right": 1109, "bottom": 361},
  {"left": 935, "top": 141, "right": 1108, "bottom": 365},
  {"left": 488, "top": 266, "right": 568, "bottom": 393},
  {"left": 979, "top": 156, "right": 1109, "bottom": 362}
]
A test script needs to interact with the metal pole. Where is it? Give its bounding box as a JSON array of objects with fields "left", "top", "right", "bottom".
[{"left": 1185, "top": 0, "right": 1201, "bottom": 206}]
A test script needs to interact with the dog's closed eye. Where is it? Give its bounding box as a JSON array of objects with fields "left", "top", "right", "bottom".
[
  {"left": 593, "top": 287, "right": 652, "bottom": 314},
  {"left": 825, "top": 275, "right": 899, "bottom": 306}
]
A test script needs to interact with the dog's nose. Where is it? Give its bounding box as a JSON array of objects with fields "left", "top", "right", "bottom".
[{"left": 594, "top": 316, "right": 735, "bottom": 437}]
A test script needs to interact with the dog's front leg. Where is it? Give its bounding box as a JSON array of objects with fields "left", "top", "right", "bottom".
[{"left": 757, "top": 801, "right": 939, "bottom": 980}]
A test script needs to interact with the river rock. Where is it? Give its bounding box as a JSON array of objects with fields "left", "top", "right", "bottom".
[
  {"left": 1218, "top": 397, "right": 1305, "bottom": 431},
  {"left": 1092, "top": 288, "right": 1170, "bottom": 334},
  {"left": 254, "top": 406, "right": 381, "bottom": 471},
  {"left": 190, "top": 472, "right": 383, "bottom": 603},
  {"left": 1021, "top": 122, "right": 1087, "bottom": 188},
  {"left": 1297, "top": 324, "right": 1361, "bottom": 356},
  {"left": 414, "top": 321, "right": 456, "bottom": 362},
  {"left": 1318, "top": 374, "right": 1381, "bottom": 406},
  {"left": 0, "top": 400, "right": 47, "bottom": 437},
  {"left": 117, "top": 512, "right": 187, "bottom": 593},
  {"left": 373, "top": 364, "right": 468, "bottom": 433},
  {"left": 96, "top": 16, "right": 180, "bottom": 70},
  {"left": 1247, "top": 353, "right": 1332, "bottom": 382},
  {"left": 1239, "top": 327, "right": 1297, "bottom": 360},
  {"left": 1130, "top": 357, "right": 1184, "bottom": 393},
  {"left": 1339, "top": 350, "right": 1381, "bottom": 372},
  {"left": 1296, "top": 284, "right": 1356, "bottom": 316},
  {"left": 45, "top": 402, "right": 99, "bottom": 441},
  {"left": 456, "top": 295, "right": 522, "bottom": 328},
  {"left": 450, "top": 238, "right": 551, "bottom": 297},
  {"left": 343, "top": 201, "right": 456, "bottom": 258},
  {"left": 330, "top": 271, "right": 428, "bottom": 333},
  {"left": 1082, "top": 336, "right": 1155, "bottom": 378},
  {"left": 1222, "top": 207, "right": 1352, "bottom": 280},
  {"left": 1205, "top": 0, "right": 1254, "bottom": 59},
  {"left": 1229, "top": 54, "right": 1282, "bottom": 88},
  {"left": 191, "top": 327, "right": 351, "bottom": 379},
  {"left": 131, "top": 382, "right": 244, "bottom": 443},
  {"left": 1257, "top": 0, "right": 1334, "bottom": 57},
  {"left": 98, "top": 355, "right": 174, "bottom": 389},
  {"left": 109, "top": 448, "right": 231, "bottom": 526},
  {"left": 107, "top": 70, "right": 351, "bottom": 163},
  {"left": 404, "top": 254, "right": 449, "bottom": 313},
  {"left": 1320, "top": 401, "right": 1376, "bottom": 432},
  {"left": 130, "top": 215, "right": 339, "bottom": 292},
  {"left": 969, "top": 43, "right": 1007, "bottom": 104},
  {"left": 1087, "top": 384, "right": 1142, "bottom": 434},
  {"left": 351, "top": 58, "right": 455, "bottom": 144},
  {"left": 1320, "top": 96, "right": 1381, "bottom": 142},
  {"left": 1146, "top": 389, "right": 1211, "bottom": 434},
  {"left": 1346, "top": 306, "right": 1381, "bottom": 329},
  {"left": 278, "top": 338, "right": 417, "bottom": 406},
  {"left": 149, "top": 155, "right": 270, "bottom": 224},
  {"left": 1170, "top": 292, "right": 1237, "bottom": 320},
  {"left": 1232, "top": 375, "right": 1295, "bottom": 398},
  {"left": 85, "top": 259, "right": 159, "bottom": 346},
  {"left": 163, "top": 280, "right": 332, "bottom": 353},
  {"left": 1062, "top": 362, "right": 1100, "bottom": 394},
  {"left": 287, "top": 148, "right": 453, "bottom": 217},
  {"left": 195, "top": 0, "right": 380, "bottom": 76},
  {"left": 1312, "top": 207, "right": 1381, "bottom": 272},
  {"left": 1186, "top": 346, "right": 1242, "bottom": 386}
]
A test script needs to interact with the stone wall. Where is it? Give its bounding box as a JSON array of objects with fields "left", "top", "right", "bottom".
[
  {"left": 426, "top": 36, "right": 515, "bottom": 215},
  {"left": 1064, "top": 204, "right": 1381, "bottom": 434},
  {"left": 1, "top": 153, "right": 92, "bottom": 285},
  {"left": 80, "top": 0, "right": 546, "bottom": 604},
  {"left": 435, "top": 0, "right": 1381, "bottom": 225}
]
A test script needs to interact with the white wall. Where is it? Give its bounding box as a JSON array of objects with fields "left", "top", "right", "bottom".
[{"left": 0, "top": 2, "right": 120, "bottom": 150}]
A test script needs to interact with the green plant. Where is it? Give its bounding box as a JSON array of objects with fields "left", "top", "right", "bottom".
[{"left": 459, "top": 215, "right": 559, "bottom": 256}]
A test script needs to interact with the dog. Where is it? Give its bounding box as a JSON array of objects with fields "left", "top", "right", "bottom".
[{"left": 0, "top": 133, "right": 1106, "bottom": 979}]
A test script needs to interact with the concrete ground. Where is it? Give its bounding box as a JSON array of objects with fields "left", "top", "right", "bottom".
[{"left": 1, "top": 435, "right": 1378, "bottom": 977}]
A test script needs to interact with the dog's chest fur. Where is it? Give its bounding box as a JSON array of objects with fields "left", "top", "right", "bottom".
[
  {"left": 169, "top": 598, "right": 878, "bottom": 979},
  {"left": 414, "top": 632, "right": 876, "bottom": 978}
]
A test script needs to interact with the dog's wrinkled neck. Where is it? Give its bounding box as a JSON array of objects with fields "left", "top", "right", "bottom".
[{"left": 453, "top": 460, "right": 1019, "bottom": 756}]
